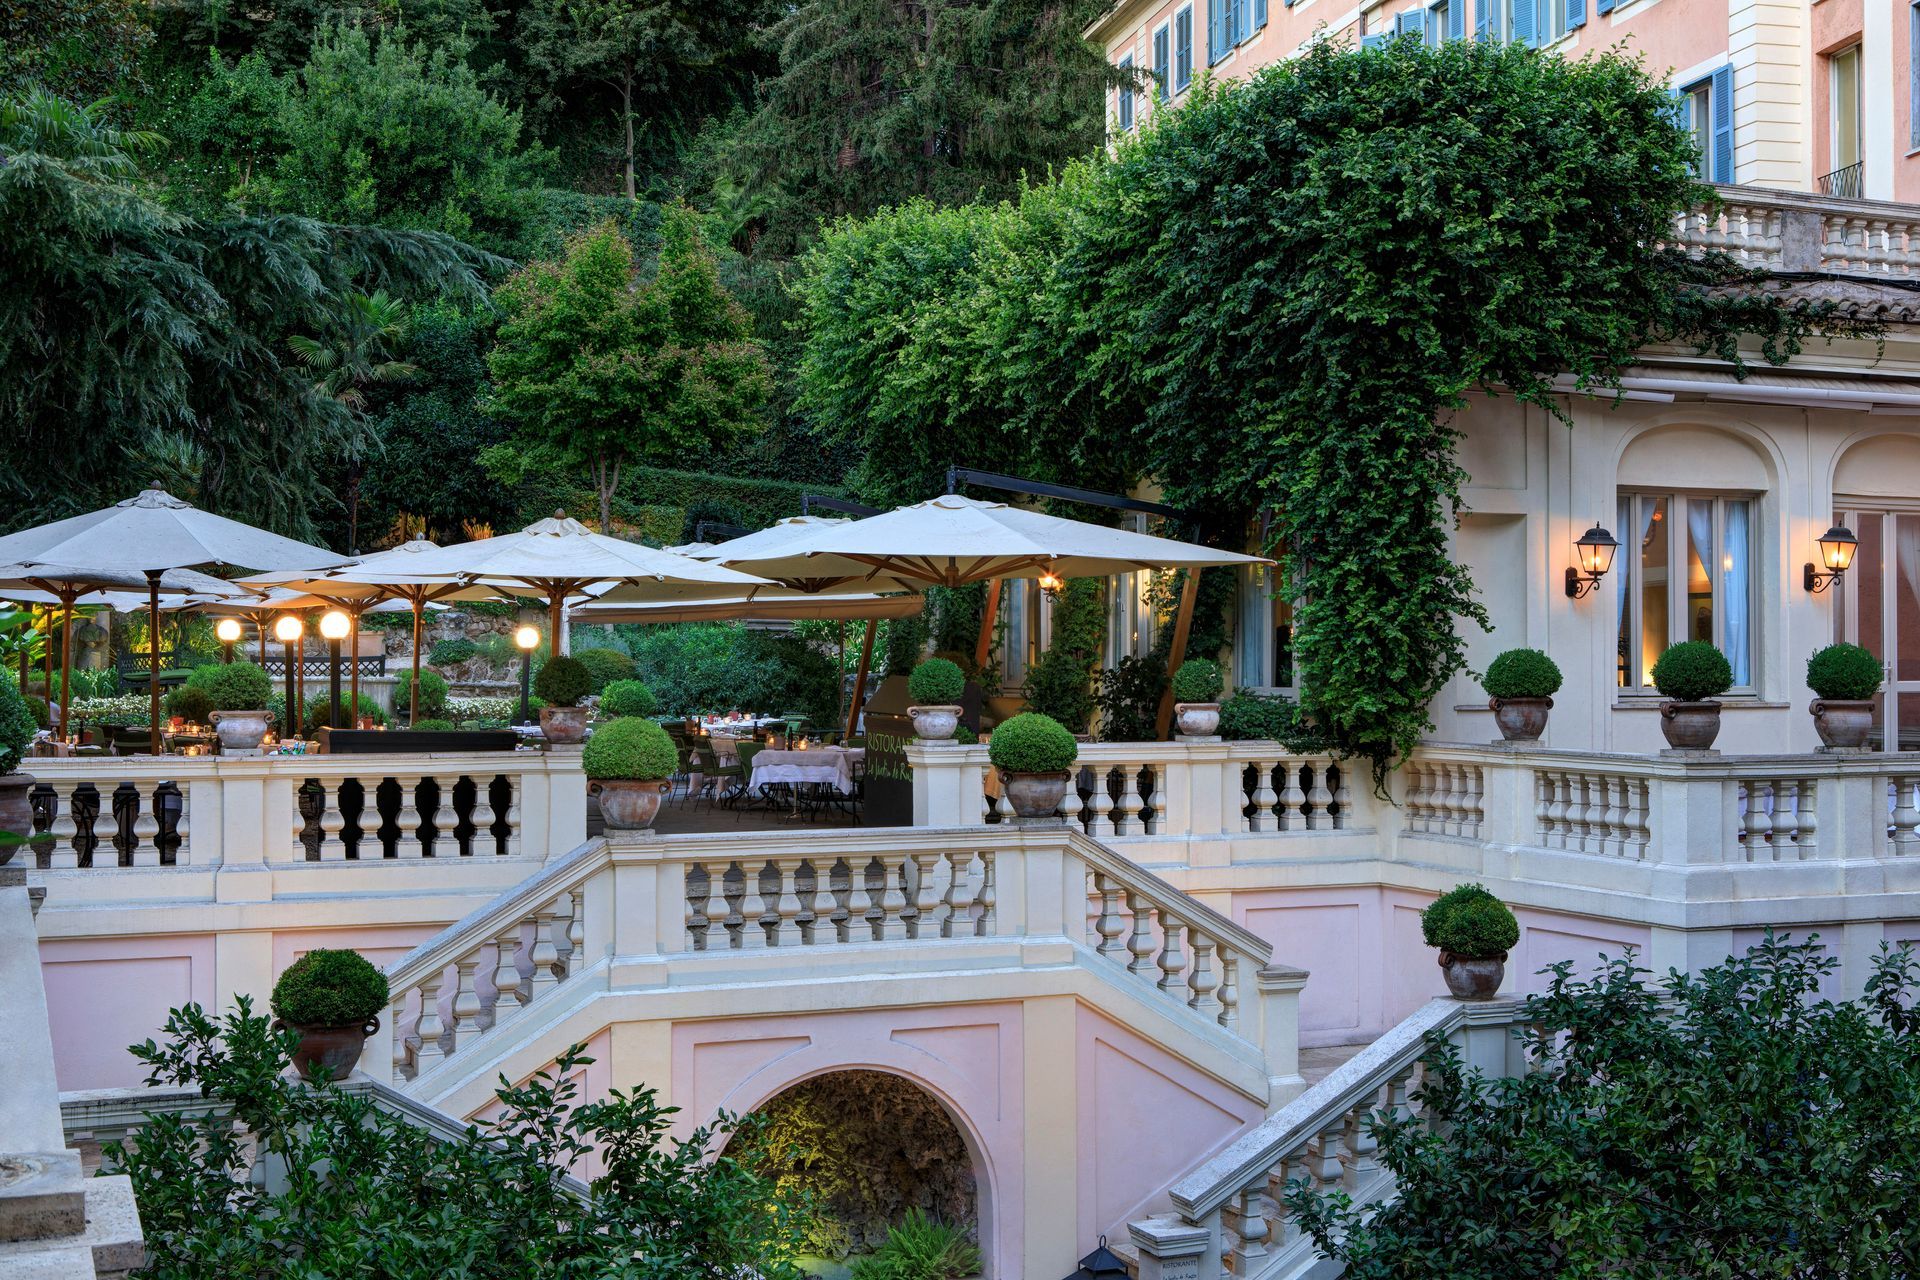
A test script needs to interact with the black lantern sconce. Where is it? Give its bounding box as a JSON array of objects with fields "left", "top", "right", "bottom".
[
  {"left": 1563, "top": 523, "right": 1620, "bottom": 599},
  {"left": 1804, "top": 524, "right": 1859, "bottom": 593}
]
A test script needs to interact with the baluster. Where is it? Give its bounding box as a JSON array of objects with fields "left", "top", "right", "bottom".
[
  {"left": 393, "top": 775, "right": 424, "bottom": 858},
  {"left": 414, "top": 971, "right": 446, "bottom": 1070},
  {"left": 1633, "top": 779, "right": 1653, "bottom": 858},
  {"left": 940, "top": 851, "right": 973, "bottom": 938},
  {"left": 1332, "top": 764, "right": 1352, "bottom": 831},
  {"left": 503, "top": 778, "right": 524, "bottom": 857},
  {"left": 429, "top": 773, "right": 463, "bottom": 856},
  {"left": 876, "top": 855, "right": 908, "bottom": 941},
  {"left": 740, "top": 860, "right": 771, "bottom": 948},
  {"left": 391, "top": 993, "right": 414, "bottom": 1081},
  {"left": 1059, "top": 776, "right": 1084, "bottom": 831},
  {"left": 471, "top": 776, "right": 498, "bottom": 856},
  {"left": 48, "top": 784, "right": 78, "bottom": 870},
  {"left": 849, "top": 857, "right": 879, "bottom": 941},
  {"left": 567, "top": 887, "right": 586, "bottom": 966},
  {"left": 1532, "top": 770, "right": 1552, "bottom": 845},
  {"left": 1771, "top": 780, "right": 1797, "bottom": 856},
  {"left": 1187, "top": 932, "right": 1221, "bottom": 1017},
  {"left": 908, "top": 850, "right": 942, "bottom": 941},
  {"left": 807, "top": 858, "right": 836, "bottom": 944},
  {"left": 1306, "top": 764, "right": 1334, "bottom": 832},
  {"left": 1157, "top": 917, "right": 1188, "bottom": 996},
  {"left": 980, "top": 777, "right": 994, "bottom": 825},
  {"left": 1893, "top": 777, "right": 1919, "bottom": 855},
  {"left": 318, "top": 781, "right": 349, "bottom": 861},
  {"left": 1279, "top": 761, "right": 1306, "bottom": 832},
  {"left": 528, "top": 905, "right": 561, "bottom": 999},
  {"left": 1275, "top": 1148, "right": 1315, "bottom": 1246},
  {"left": 491, "top": 922, "right": 524, "bottom": 1028},
  {"left": 976, "top": 852, "right": 997, "bottom": 936},
  {"left": 702, "top": 863, "right": 732, "bottom": 948},
  {"left": 130, "top": 782, "right": 161, "bottom": 867},
  {"left": 1092, "top": 872, "right": 1125, "bottom": 958},
  {"left": 450, "top": 953, "right": 482, "bottom": 1052},
  {"left": 1218, "top": 952, "right": 1241, "bottom": 1031},
  {"left": 771, "top": 856, "right": 804, "bottom": 946},
  {"left": 1544, "top": 772, "right": 1569, "bottom": 848},
  {"left": 1743, "top": 779, "right": 1772, "bottom": 860},
  {"left": 172, "top": 786, "right": 190, "bottom": 864},
  {"left": 1796, "top": 781, "right": 1818, "bottom": 856},
  {"left": 1307, "top": 1118, "right": 1348, "bottom": 1194},
  {"left": 992, "top": 789, "right": 1015, "bottom": 822},
  {"left": 1248, "top": 761, "right": 1280, "bottom": 833},
  {"left": 1226, "top": 1185, "right": 1270, "bottom": 1269},
  {"left": 1126, "top": 890, "right": 1156, "bottom": 977},
  {"left": 1087, "top": 769, "right": 1115, "bottom": 838},
  {"left": 1114, "top": 766, "right": 1143, "bottom": 836},
  {"left": 1143, "top": 763, "right": 1166, "bottom": 834},
  {"left": 1595, "top": 776, "right": 1621, "bottom": 858}
]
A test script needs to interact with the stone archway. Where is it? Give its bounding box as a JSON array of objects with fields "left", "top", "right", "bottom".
[{"left": 738, "top": 1068, "right": 980, "bottom": 1268}]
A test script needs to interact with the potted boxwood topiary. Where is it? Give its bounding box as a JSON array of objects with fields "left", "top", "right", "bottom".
[
  {"left": 1651, "top": 641, "right": 1734, "bottom": 751},
  {"left": 1806, "top": 642, "right": 1881, "bottom": 750},
  {"left": 0, "top": 680, "right": 37, "bottom": 850},
  {"left": 582, "top": 717, "right": 679, "bottom": 830},
  {"left": 1421, "top": 883, "right": 1519, "bottom": 999},
  {"left": 1171, "top": 658, "right": 1225, "bottom": 739},
  {"left": 195, "top": 661, "right": 275, "bottom": 752},
  {"left": 988, "top": 711, "right": 1079, "bottom": 818},
  {"left": 533, "top": 656, "right": 593, "bottom": 743},
  {"left": 1483, "top": 648, "right": 1562, "bottom": 743},
  {"left": 270, "top": 947, "right": 389, "bottom": 1081},
  {"left": 906, "top": 658, "right": 966, "bottom": 742},
  {"left": 598, "top": 679, "right": 659, "bottom": 719}
]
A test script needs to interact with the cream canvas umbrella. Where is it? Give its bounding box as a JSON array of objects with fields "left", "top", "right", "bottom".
[
  {"left": 0, "top": 486, "right": 344, "bottom": 752},
  {"left": 571, "top": 589, "right": 924, "bottom": 625}
]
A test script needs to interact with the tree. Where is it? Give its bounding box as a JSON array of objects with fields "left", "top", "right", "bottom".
[
  {"left": 1289, "top": 935, "right": 1920, "bottom": 1277},
  {"left": 162, "top": 50, "right": 294, "bottom": 216},
  {"left": 288, "top": 290, "right": 416, "bottom": 553},
  {"left": 114, "top": 999, "right": 811, "bottom": 1279},
  {"left": 487, "top": 211, "right": 771, "bottom": 533},
  {"left": 0, "top": 0, "right": 151, "bottom": 102},
  {"left": 0, "top": 89, "right": 500, "bottom": 538},
  {"left": 733, "top": 0, "right": 1118, "bottom": 257}
]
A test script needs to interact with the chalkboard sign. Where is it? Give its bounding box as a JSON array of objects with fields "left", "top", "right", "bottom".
[{"left": 860, "top": 674, "right": 986, "bottom": 828}]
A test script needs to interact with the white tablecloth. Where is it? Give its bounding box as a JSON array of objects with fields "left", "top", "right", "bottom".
[{"left": 750, "top": 747, "right": 859, "bottom": 795}]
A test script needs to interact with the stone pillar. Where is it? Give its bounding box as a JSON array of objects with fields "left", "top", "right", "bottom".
[
  {"left": 1129, "top": 1216, "right": 1214, "bottom": 1280},
  {"left": 1255, "top": 964, "right": 1310, "bottom": 1107}
]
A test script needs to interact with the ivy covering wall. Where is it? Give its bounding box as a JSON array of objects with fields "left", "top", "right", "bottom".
[{"left": 794, "top": 37, "right": 1869, "bottom": 779}]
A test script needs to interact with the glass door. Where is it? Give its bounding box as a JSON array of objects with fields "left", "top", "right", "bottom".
[{"left": 1835, "top": 508, "right": 1920, "bottom": 750}]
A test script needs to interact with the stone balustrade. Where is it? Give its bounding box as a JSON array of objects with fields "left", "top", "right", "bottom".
[
  {"left": 20, "top": 752, "right": 585, "bottom": 870},
  {"left": 1670, "top": 184, "right": 1920, "bottom": 279}
]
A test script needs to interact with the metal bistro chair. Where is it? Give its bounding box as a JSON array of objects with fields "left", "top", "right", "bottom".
[
  {"left": 697, "top": 739, "right": 745, "bottom": 812},
  {"left": 728, "top": 741, "right": 768, "bottom": 812}
]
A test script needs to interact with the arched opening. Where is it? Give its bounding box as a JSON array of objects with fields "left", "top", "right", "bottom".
[{"left": 733, "top": 1068, "right": 982, "bottom": 1276}]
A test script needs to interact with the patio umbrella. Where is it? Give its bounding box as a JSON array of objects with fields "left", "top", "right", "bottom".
[
  {"left": 0, "top": 485, "right": 344, "bottom": 753},
  {"left": 570, "top": 589, "right": 924, "bottom": 625}
]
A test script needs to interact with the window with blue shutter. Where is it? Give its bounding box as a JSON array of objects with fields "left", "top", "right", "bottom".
[
  {"left": 1508, "top": 0, "right": 1535, "bottom": 45},
  {"left": 1117, "top": 55, "right": 1134, "bottom": 132},
  {"left": 1475, "top": 0, "right": 1496, "bottom": 40},
  {"left": 1254, "top": 0, "right": 1269, "bottom": 29},
  {"left": 1447, "top": 0, "right": 1466, "bottom": 38},
  {"left": 1209, "top": 0, "right": 1230, "bottom": 62},
  {"left": 1567, "top": 0, "right": 1585, "bottom": 29},
  {"left": 1709, "top": 64, "right": 1734, "bottom": 182},
  {"left": 1175, "top": 5, "right": 1194, "bottom": 90},
  {"left": 1233, "top": 0, "right": 1253, "bottom": 43},
  {"left": 1395, "top": 8, "right": 1428, "bottom": 37},
  {"left": 1153, "top": 24, "right": 1170, "bottom": 100}
]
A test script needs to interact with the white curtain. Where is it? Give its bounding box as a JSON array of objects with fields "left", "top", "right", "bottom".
[
  {"left": 1723, "top": 501, "right": 1750, "bottom": 686},
  {"left": 1620, "top": 498, "right": 1657, "bottom": 682}
]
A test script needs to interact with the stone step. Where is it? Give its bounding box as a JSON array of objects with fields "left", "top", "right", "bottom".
[{"left": 0, "top": 1176, "right": 143, "bottom": 1280}]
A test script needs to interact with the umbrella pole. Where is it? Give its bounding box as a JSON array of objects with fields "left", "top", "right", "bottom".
[
  {"left": 410, "top": 598, "right": 424, "bottom": 730},
  {"left": 348, "top": 604, "right": 363, "bottom": 726},
  {"left": 1153, "top": 569, "right": 1203, "bottom": 740},
  {"left": 845, "top": 619, "right": 877, "bottom": 741},
  {"left": 549, "top": 596, "right": 564, "bottom": 660},
  {"left": 58, "top": 593, "right": 74, "bottom": 742},
  {"left": 42, "top": 606, "right": 53, "bottom": 696},
  {"left": 974, "top": 579, "right": 1000, "bottom": 674},
  {"left": 146, "top": 571, "right": 163, "bottom": 756}
]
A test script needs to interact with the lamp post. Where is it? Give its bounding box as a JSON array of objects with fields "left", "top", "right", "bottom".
[
  {"left": 273, "top": 615, "right": 304, "bottom": 738},
  {"left": 215, "top": 617, "right": 243, "bottom": 666},
  {"left": 515, "top": 624, "right": 540, "bottom": 726},
  {"left": 320, "top": 609, "right": 351, "bottom": 730}
]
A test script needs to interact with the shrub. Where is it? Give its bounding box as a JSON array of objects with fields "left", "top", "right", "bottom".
[
  {"left": 166, "top": 685, "right": 215, "bottom": 724},
  {"left": 301, "top": 692, "right": 387, "bottom": 736},
  {"left": 583, "top": 717, "right": 679, "bottom": 780},
  {"left": 953, "top": 723, "right": 979, "bottom": 745},
  {"left": 393, "top": 669, "right": 449, "bottom": 718},
  {"left": 574, "top": 646, "right": 635, "bottom": 693},
  {"left": 533, "top": 656, "right": 592, "bottom": 707},
  {"left": 988, "top": 712, "right": 1078, "bottom": 774},
  {"left": 408, "top": 718, "right": 457, "bottom": 732},
  {"left": 1219, "top": 690, "right": 1297, "bottom": 741},
  {"left": 1095, "top": 655, "right": 1166, "bottom": 742},
  {"left": 1483, "top": 648, "right": 1562, "bottom": 700},
  {"left": 22, "top": 693, "right": 50, "bottom": 729},
  {"left": 189, "top": 661, "right": 274, "bottom": 710},
  {"left": 427, "top": 637, "right": 478, "bottom": 666},
  {"left": 270, "top": 948, "right": 389, "bottom": 1026},
  {"left": 598, "top": 679, "right": 659, "bottom": 718},
  {"left": 1807, "top": 642, "right": 1882, "bottom": 701},
  {"left": 0, "top": 682, "right": 35, "bottom": 773},
  {"left": 1420, "top": 884, "right": 1519, "bottom": 959},
  {"left": 1171, "top": 657, "right": 1225, "bottom": 704},
  {"left": 1651, "top": 641, "right": 1733, "bottom": 703},
  {"left": 907, "top": 657, "right": 966, "bottom": 705},
  {"left": 848, "top": 1209, "right": 981, "bottom": 1280}
]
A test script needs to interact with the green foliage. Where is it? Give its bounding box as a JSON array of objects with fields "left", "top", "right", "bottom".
[
  {"left": 908, "top": 658, "right": 966, "bottom": 705},
  {"left": 988, "top": 712, "right": 1077, "bottom": 775},
  {"left": 22, "top": 694, "right": 50, "bottom": 731},
  {"left": 1095, "top": 655, "right": 1166, "bottom": 744},
  {"left": 1483, "top": 648, "right": 1563, "bottom": 700},
  {"left": 269, "top": 948, "right": 389, "bottom": 1026},
  {"left": 1807, "top": 642, "right": 1882, "bottom": 701},
  {"left": 115, "top": 1000, "right": 810, "bottom": 1279},
  {"left": 574, "top": 645, "right": 635, "bottom": 693},
  {"left": 160, "top": 50, "right": 293, "bottom": 216},
  {"left": 487, "top": 212, "right": 772, "bottom": 533},
  {"left": 301, "top": 691, "right": 387, "bottom": 735},
  {"left": 532, "top": 655, "right": 592, "bottom": 707},
  {"left": 617, "top": 622, "right": 839, "bottom": 725},
  {"left": 187, "top": 661, "right": 274, "bottom": 710},
  {"left": 392, "top": 669, "right": 448, "bottom": 717},
  {"left": 1651, "top": 640, "right": 1733, "bottom": 702},
  {"left": 0, "top": 0, "right": 150, "bottom": 103},
  {"left": 599, "top": 679, "right": 660, "bottom": 719},
  {"left": 407, "top": 718, "right": 456, "bottom": 732},
  {"left": 167, "top": 685, "right": 216, "bottom": 724},
  {"left": 428, "top": 637, "right": 479, "bottom": 666},
  {"left": 1287, "top": 935, "right": 1920, "bottom": 1277},
  {"left": 1020, "top": 578, "right": 1104, "bottom": 734},
  {"left": 1420, "top": 883, "right": 1519, "bottom": 959},
  {"left": 1171, "top": 658, "right": 1224, "bottom": 705},
  {"left": 582, "top": 716, "right": 679, "bottom": 781},
  {"left": 883, "top": 611, "right": 931, "bottom": 676},
  {"left": 847, "top": 1210, "right": 981, "bottom": 1280},
  {"left": 0, "top": 681, "right": 35, "bottom": 773}
]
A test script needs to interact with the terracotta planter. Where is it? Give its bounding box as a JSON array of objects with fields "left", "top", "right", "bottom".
[
  {"left": 1000, "top": 770, "right": 1071, "bottom": 819},
  {"left": 1174, "top": 703, "right": 1221, "bottom": 738},
  {"left": 1490, "top": 696, "right": 1551, "bottom": 743},
  {"left": 276, "top": 1016, "right": 379, "bottom": 1082},
  {"left": 540, "top": 704, "right": 590, "bottom": 744},
  {"left": 0, "top": 771, "right": 31, "bottom": 866},
  {"left": 908, "top": 705, "right": 962, "bottom": 742},
  {"left": 1659, "top": 699, "right": 1723, "bottom": 751},
  {"left": 210, "top": 709, "right": 272, "bottom": 752},
  {"left": 594, "top": 778, "right": 669, "bottom": 830},
  {"left": 1811, "top": 698, "right": 1875, "bottom": 750},
  {"left": 1439, "top": 952, "right": 1505, "bottom": 1000}
]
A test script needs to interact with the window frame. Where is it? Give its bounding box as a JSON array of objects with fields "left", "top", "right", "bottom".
[
  {"left": 1615, "top": 489, "right": 1759, "bottom": 697},
  {"left": 1427, "top": 0, "right": 1451, "bottom": 43},
  {"left": 1831, "top": 43, "right": 1862, "bottom": 170}
]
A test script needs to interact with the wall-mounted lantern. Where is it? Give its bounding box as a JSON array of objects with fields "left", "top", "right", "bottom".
[
  {"left": 1036, "top": 566, "right": 1065, "bottom": 595},
  {"left": 1804, "top": 524, "right": 1859, "bottom": 593},
  {"left": 1563, "top": 523, "right": 1620, "bottom": 599}
]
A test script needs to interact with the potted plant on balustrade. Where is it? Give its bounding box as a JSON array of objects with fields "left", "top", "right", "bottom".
[
  {"left": 988, "top": 711, "right": 1079, "bottom": 819},
  {"left": 1807, "top": 642, "right": 1881, "bottom": 750},
  {"left": 0, "top": 679, "right": 38, "bottom": 851},
  {"left": 906, "top": 657, "right": 966, "bottom": 742},
  {"left": 582, "top": 716, "right": 678, "bottom": 831},
  {"left": 1421, "top": 883, "right": 1520, "bottom": 1000},
  {"left": 1652, "top": 640, "right": 1734, "bottom": 752},
  {"left": 1483, "top": 648, "right": 1562, "bottom": 743},
  {"left": 1171, "top": 657, "right": 1225, "bottom": 739},
  {"left": 269, "top": 947, "right": 389, "bottom": 1082},
  {"left": 191, "top": 661, "right": 276, "bottom": 753},
  {"left": 597, "top": 679, "right": 659, "bottom": 720},
  {"left": 533, "top": 656, "right": 593, "bottom": 744}
]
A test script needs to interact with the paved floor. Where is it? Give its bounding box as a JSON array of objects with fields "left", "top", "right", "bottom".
[{"left": 1299, "top": 1042, "right": 1370, "bottom": 1087}]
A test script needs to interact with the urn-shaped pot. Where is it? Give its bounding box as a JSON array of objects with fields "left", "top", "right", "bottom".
[
  {"left": 1174, "top": 703, "right": 1221, "bottom": 738},
  {"left": 540, "top": 704, "right": 591, "bottom": 744},
  {"left": 276, "top": 1017, "right": 379, "bottom": 1082},
  {"left": 595, "top": 779, "right": 669, "bottom": 830},
  {"left": 1659, "top": 700, "right": 1723, "bottom": 751},
  {"left": 1810, "top": 699, "right": 1875, "bottom": 750},
  {"left": 907, "top": 705, "right": 962, "bottom": 742},
  {"left": 1489, "top": 696, "right": 1551, "bottom": 743},
  {"left": 1439, "top": 952, "right": 1505, "bottom": 1000},
  {"left": 211, "top": 709, "right": 272, "bottom": 752},
  {"left": 1000, "top": 769, "right": 1071, "bottom": 819}
]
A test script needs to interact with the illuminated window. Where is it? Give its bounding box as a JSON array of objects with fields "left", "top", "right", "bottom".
[{"left": 1616, "top": 493, "right": 1753, "bottom": 690}]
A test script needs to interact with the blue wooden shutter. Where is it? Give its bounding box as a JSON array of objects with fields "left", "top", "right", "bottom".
[
  {"left": 1254, "top": 0, "right": 1269, "bottom": 28},
  {"left": 1209, "top": 0, "right": 1230, "bottom": 62},
  {"left": 1362, "top": 30, "right": 1391, "bottom": 47},
  {"left": 1175, "top": 6, "right": 1193, "bottom": 87},
  {"left": 1475, "top": 0, "right": 1496, "bottom": 40},
  {"left": 1596, "top": 0, "right": 1613, "bottom": 16},
  {"left": 1448, "top": 0, "right": 1466, "bottom": 39},
  {"left": 1395, "top": 8, "right": 1428, "bottom": 37},
  {"left": 1709, "top": 65, "right": 1734, "bottom": 181},
  {"left": 1509, "top": 0, "right": 1535, "bottom": 45},
  {"left": 1568, "top": 0, "right": 1585, "bottom": 27},
  {"left": 1153, "top": 25, "right": 1170, "bottom": 99},
  {"left": 1233, "top": 0, "right": 1252, "bottom": 43},
  {"left": 1117, "top": 56, "right": 1134, "bottom": 131}
]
